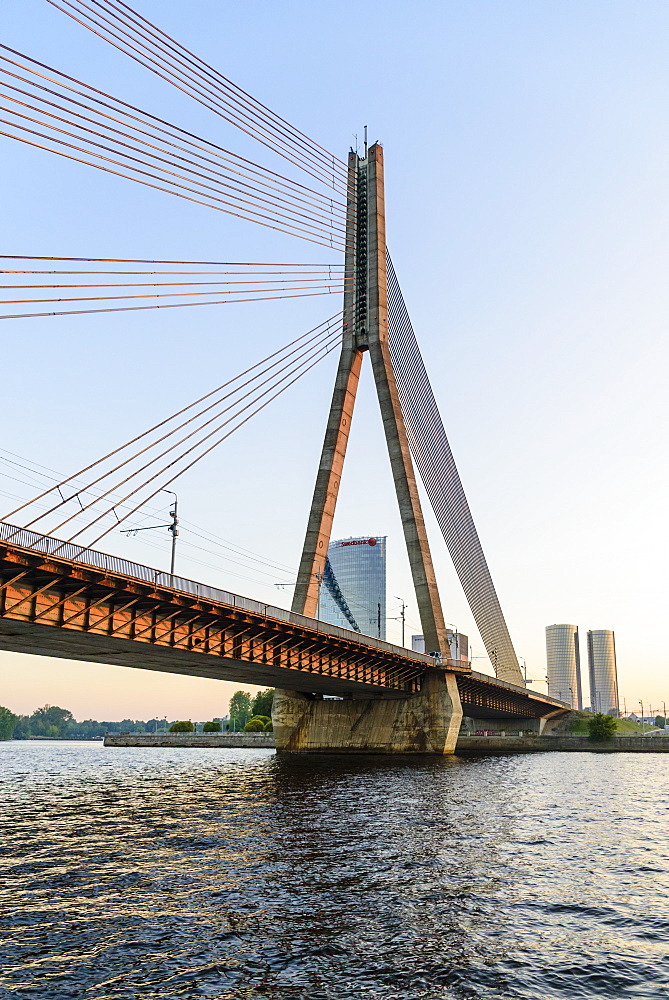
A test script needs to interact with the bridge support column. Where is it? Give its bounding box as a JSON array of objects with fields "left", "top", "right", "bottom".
[{"left": 272, "top": 669, "right": 462, "bottom": 754}]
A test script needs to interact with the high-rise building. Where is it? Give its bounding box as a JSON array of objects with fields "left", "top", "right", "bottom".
[
  {"left": 545, "top": 624, "right": 583, "bottom": 709},
  {"left": 411, "top": 632, "right": 471, "bottom": 666},
  {"left": 319, "top": 536, "right": 386, "bottom": 639},
  {"left": 587, "top": 629, "right": 619, "bottom": 716}
]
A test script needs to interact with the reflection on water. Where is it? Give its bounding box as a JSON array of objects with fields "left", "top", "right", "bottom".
[{"left": 1, "top": 741, "right": 668, "bottom": 999}]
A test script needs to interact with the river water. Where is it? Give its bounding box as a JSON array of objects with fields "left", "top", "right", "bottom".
[{"left": 0, "top": 742, "right": 667, "bottom": 999}]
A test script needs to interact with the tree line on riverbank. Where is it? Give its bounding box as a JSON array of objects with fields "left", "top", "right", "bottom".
[{"left": 0, "top": 689, "right": 274, "bottom": 740}]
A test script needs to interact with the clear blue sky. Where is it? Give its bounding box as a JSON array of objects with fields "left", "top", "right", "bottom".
[{"left": 2, "top": 0, "right": 668, "bottom": 720}]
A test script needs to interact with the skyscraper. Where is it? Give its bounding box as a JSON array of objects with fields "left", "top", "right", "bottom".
[
  {"left": 545, "top": 624, "right": 583, "bottom": 709},
  {"left": 587, "top": 629, "right": 619, "bottom": 716},
  {"left": 319, "top": 536, "right": 386, "bottom": 639}
]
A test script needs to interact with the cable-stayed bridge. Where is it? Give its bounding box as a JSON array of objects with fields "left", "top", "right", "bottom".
[{"left": 0, "top": 1, "right": 567, "bottom": 751}]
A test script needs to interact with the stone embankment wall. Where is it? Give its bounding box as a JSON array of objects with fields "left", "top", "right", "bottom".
[
  {"left": 103, "top": 733, "right": 669, "bottom": 753},
  {"left": 104, "top": 732, "right": 275, "bottom": 748},
  {"left": 456, "top": 735, "right": 669, "bottom": 753}
]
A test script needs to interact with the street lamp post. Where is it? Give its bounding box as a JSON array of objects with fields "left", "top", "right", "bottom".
[
  {"left": 120, "top": 489, "right": 179, "bottom": 581},
  {"left": 164, "top": 490, "right": 179, "bottom": 580},
  {"left": 395, "top": 597, "right": 407, "bottom": 647}
]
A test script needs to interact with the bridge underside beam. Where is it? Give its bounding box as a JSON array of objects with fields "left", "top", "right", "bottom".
[
  {"left": 456, "top": 674, "right": 558, "bottom": 719},
  {"left": 0, "top": 617, "right": 413, "bottom": 697},
  {"left": 0, "top": 541, "right": 427, "bottom": 695}
]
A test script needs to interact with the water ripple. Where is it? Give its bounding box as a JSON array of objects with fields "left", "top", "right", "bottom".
[{"left": 1, "top": 743, "right": 668, "bottom": 998}]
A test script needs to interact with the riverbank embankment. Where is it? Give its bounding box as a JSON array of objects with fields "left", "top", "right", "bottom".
[
  {"left": 457, "top": 735, "right": 669, "bottom": 753},
  {"left": 103, "top": 733, "right": 669, "bottom": 752}
]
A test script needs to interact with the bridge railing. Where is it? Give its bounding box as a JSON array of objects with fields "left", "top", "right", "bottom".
[{"left": 0, "top": 520, "right": 446, "bottom": 667}]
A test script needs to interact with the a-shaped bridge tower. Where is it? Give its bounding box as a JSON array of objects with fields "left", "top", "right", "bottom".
[{"left": 277, "top": 144, "right": 524, "bottom": 752}]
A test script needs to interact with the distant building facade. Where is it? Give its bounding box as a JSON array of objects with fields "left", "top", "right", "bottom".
[
  {"left": 587, "top": 629, "right": 619, "bottom": 716},
  {"left": 545, "top": 624, "right": 583, "bottom": 709},
  {"left": 411, "top": 632, "right": 471, "bottom": 666},
  {"left": 319, "top": 536, "right": 386, "bottom": 639}
]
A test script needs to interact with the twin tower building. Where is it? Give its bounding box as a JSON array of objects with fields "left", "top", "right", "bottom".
[
  {"left": 545, "top": 624, "right": 619, "bottom": 715},
  {"left": 319, "top": 538, "right": 620, "bottom": 717}
]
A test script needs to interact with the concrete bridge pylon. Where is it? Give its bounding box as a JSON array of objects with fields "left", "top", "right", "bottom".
[
  {"left": 273, "top": 669, "right": 462, "bottom": 754},
  {"left": 277, "top": 144, "right": 463, "bottom": 752}
]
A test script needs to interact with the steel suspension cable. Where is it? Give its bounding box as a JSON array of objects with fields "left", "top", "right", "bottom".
[
  {"left": 0, "top": 106, "right": 348, "bottom": 248},
  {"left": 1, "top": 121, "right": 347, "bottom": 251},
  {"left": 2, "top": 282, "right": 344, "bottom": 306},
  {"left": 0, "top": 254, "right": 348, "bottom": 266},
  {"left": 95, "top": 0, "right": 348, "bottom": 183},
  {"left": 1, "top": 288, "right": 343, "bottom": 322},
  {"left": 78, "top": 0, "right": 342, "bottom": 186},
  {"left": 386, "top": 250, "right": 523, "bottom": 685},
  {"left": 9, "top": 327, "right": 341, "bottom": 545},
  {"left": 0, "top": 74, "right": 348, "bottom": 231},
  {"left": 4, "top": 313, "right": 342, "bottom": 522},
  {"left": 66, "top": 339, "right": 340, "bottom": 555},
  {"left": 2, "top": 276, "right": 347, "bottom": 287},
  {"left": 0, "top": 45, "right": 346, "bottom": 219},
  {"left": 36, "top": 318, "right": 343, "bottom": 534},
  {"left": 47, "top": 0, "right": 347, "bottom": 189},
  {"left": 51, "top": 327, "right": 342, "bottom": 548},
  {"left": 4, "top": 270, "right": 348, "bottom": 277},
  {"left": 50, "top": 0, "right": 338, "bottom": 186},
  {"left": 0, "top": 48, "right": 349, "bottom": 250}
]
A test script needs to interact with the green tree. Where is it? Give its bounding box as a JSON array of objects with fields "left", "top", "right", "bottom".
[
  {"left": 588, "top": 713, "right": 617, "bottom": 741},
  {"left": 244, "top": 719, "right": 265, "bottom": 732},
  {"left": 0, "top": 706, "right": 18, "bottom": 740},
  {"left": 11, "top": 716, "right": 31, "bottom": 740},
  {"left": 249, "top": 715, "right": 271, "bottom": 725},
  {"left": 251, "top": 689, "right": 274, "bottom": 719},
  {"left": 169, "top": 720, "right": 195, "bottom": 733},
  {"left": 655, "top": 716, "right": 665, "bottom": 729},
  {"left": 72, "top": 719, "right": 106, "bottom": 738},
  {"left": 263, "top": 721, "right": 273, "bottom": 733},
  {"left": 28, "top": 705, "right": 75, "bottom": 739},
  {"left": 203, "top": 720, "right": 221, "bottom": 733},
  {"left": 229, "top": 690, "right": 252, "bottom": 730}
]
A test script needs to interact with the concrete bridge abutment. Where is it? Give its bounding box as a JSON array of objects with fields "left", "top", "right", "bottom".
[{"left": 272, "top": 669, "right": 463, "bottom": 754}]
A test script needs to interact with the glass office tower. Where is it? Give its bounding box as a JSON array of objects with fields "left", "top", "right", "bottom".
[
  {"left": 319, "top": 536, "right": 386, "bottom": 639},
  {"left": 545, "top": 623, "right": 583, "bottom": 709},
  {"left": 587, "top": 629, "right": 619, "bottom": 716}
]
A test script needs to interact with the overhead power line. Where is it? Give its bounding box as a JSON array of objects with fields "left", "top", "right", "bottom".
[{"left": 0, "top": 445, "right": 298, "bottom": 580}]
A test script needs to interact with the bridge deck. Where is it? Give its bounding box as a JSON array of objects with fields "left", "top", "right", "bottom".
[{"left": 0, "top": 522, "right": 567, "bottom": 718}]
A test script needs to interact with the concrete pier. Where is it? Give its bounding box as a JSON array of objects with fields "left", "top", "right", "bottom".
[{"left": 272, "top": 669, "right": 463, "bottom": 754}]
